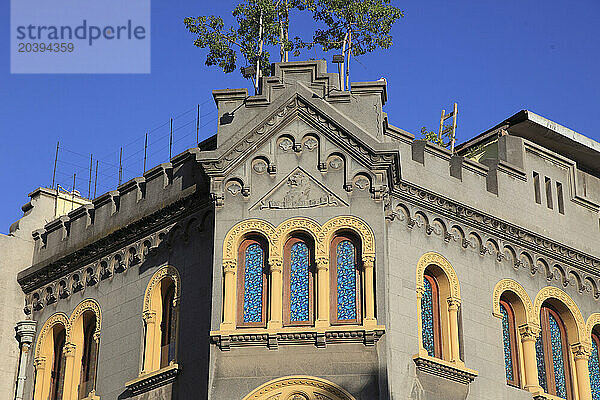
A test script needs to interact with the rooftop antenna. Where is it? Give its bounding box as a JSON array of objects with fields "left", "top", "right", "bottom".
[
  {"left": 71, "top": 173, "right": 76, "bottom": 210},
  {"left": 254, "top": 11, "right": 264, "bottom": 95},
  {"left": 118, "top": 147, "right": 123, "bottom": 186},
  {"left": 94, "top": 160, "right": 98, "bottom": 198},
  {"left": 439, "top": 103, "right": 458, "bottom": 153},
  {"left": 51, "top": 141, "right": 59, "bottom": 189},
  {"left": 169, "top": 118, "right": 173, "bottom": 159},
  {"left": 196, "top": 104, "right": 200, "bottom": 145},
  {"left": 88, "top": 153, "right": 93, "bottom": 198},
  {"left": 143, "top": 132, "right": 148, "bottom": 173}
]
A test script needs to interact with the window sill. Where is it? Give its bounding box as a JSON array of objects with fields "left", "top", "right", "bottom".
[
  {"left": 124, "top": 363, "right": 180, "bottom": 396},
  {"left": 412, "top": 354, "right": 478, "bottom": 385},
  {"left": 210, "top": 324, "right": 385, "bottom": 350}
]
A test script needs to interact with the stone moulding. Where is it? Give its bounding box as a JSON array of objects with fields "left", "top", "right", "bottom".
[
  {"left": 242, "top": 375, "right": 357, "bottom": 400},
  {"left": 412, "top": 355, "right": 478, "bottom": 385},
  {"left": 210, "top": 326, "right": 385, "bottom": 351},
  {"left": 17, "top": 193, "right": 211, "bottom": 294},
  {"left": 23, "top": 210, "right": 211, "bottom": 314},
  {"left": 124, "top": 364, "right": 180, "bottom": 396},
  {"left": 391, "top": 180, "right": 600, "bottom": 301}
]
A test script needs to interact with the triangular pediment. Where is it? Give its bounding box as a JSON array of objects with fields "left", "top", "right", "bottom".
[
  {"left": 199, "top": 87, "right": 401, "bottom": 187},
  {"left": 250, "top": 167, "right": 348, "bottom": 210}
]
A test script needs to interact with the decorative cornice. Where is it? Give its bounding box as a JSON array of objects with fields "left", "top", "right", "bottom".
[
  {"left": 18, "top": 194, "right": 211, "bottom": 293},
  {"left": 392, "top": 181, "right": 600, "bottom": 302},
  {"left": 125, "top": 364, "right": 180, "bottom": 395},
  {"left": 412, "top": 355, "right": 478, "bottom": 385},
  {"left": 393, "top": 180, "right": 599, "bottom": 272},
  {"left": 210, "top": 325, "right": 385, "bottom": 351}
]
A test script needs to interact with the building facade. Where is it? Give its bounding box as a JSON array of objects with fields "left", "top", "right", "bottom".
[{"left": 4, "top": 61, "right": 600, "bottom": 400}]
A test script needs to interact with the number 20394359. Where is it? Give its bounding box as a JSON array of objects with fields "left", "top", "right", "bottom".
[{"left": 18, "top": 42, "right": 74, "bottom": 52}]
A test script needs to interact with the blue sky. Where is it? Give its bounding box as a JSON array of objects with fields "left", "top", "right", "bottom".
[{"left": 1, "top": 0, "right": 599, "bottom": 232}]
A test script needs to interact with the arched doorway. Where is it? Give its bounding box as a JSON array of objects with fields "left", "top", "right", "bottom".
[{"left": 242, "top": 376, "right": 356, "bottom": 400}]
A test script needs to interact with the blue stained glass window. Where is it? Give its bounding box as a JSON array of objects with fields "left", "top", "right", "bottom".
[
  {"left": 500, "top": 304, "right": 515, "bottom": 382},
  {"left": 536, "top": 333, "right": 548, "bottom": 393},
  {"left": 549, "top": 314, "right": 567, "bottom": 399},
  {"left": 589, "top": 338, "right": 600, "bottom": 400},
  {"left": 421, "top": 277, "right": 435, "bottom": 357},
  {"left": 243, "top": 243, "right": 264, "bottom": 323},
  {"left": 336, "top": 240, "right": 357, "bottom": 320},
  {"left": 290, "top": 242, "right": 309, "bottom": 322}
]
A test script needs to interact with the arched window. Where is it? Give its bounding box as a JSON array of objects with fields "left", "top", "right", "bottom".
[
  {"left": 50, "top": 326, "right": 66, "bottom": 400},
  {"left": 590, "top": 332, "right": 600, "bottom": 400},
  {"left": 238, "top": 238, "right": 268, "bottom": 327},
  {"left": 78, "top": 311, "right": 98, "bottom": 399},
  {"left": 421, "top": 272, "right": 442, "bottom": 358},
  {"left": 330, "top": 235, "right": 361, "bottom": 325},
  {"left": 160, "top": 279, "right": 176, "bottom": 367},
  {"left": 499, "top": 299, "right": 520, "bottom": 387},
  {"left": 283, "top": 236, "right": 314, "bottom": 326},
  {"left": 536, "top": 305, "right": 573, "bottom": 399},
  {"left": 141, "top": 266, "right": 180, "bottom": 374}
]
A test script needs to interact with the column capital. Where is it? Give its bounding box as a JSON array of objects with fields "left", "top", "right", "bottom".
[
  {"left": 316, "top": 256, "right": 329, "bottom": 271},
  {"left": 223, "top": 259, "right": 236, "bottom": 275},
  {"left": 571, "top": 342, "right": 592, "bottom": 360},
  {"left": 269, "top": 258, "right": 283, "bottom": 273},
  {"left": 15, "top": 320, "right": 37, "bottom": 345},
  {"left": 143, "top": 310, "right": 157, "bottom": 323},
  {"left": 362, "top": 255, "right": 375, "bottom": 267},
  {"left": 33, "top": 356, "right": 46, "bottom": 370},
  {"left": 63, "top": 342, "right": 76, "bottom": 357},
  {"left": 447, "top": 297, "right": 461, "bottom": 310},
  {"left": 518, "top": 324, "right": 540, "bottom": 341}
]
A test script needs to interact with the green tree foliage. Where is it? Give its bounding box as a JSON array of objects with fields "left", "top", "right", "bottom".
[
  {"left": 184, "top": 0, "right": 403, "bottom": 88},
  {"left": 184, "top": 0, "right": 285, "bottom": 77},
  {"left": 420, "top": 127, "right": 444, "bottom": 147},
  {"left": 294, "top": 0, "right": 403, "bottom": 57}
]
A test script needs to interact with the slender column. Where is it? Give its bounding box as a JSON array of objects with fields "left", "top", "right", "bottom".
[
  {"left": 518, "top": 324, "right": 542, "bottom": 393},
  {"left": 141, "top": 311, "right": 157, "bottom": 373},
  {"left": 32, "top": 357, "right": 46, "bottom": 400},
  {"left": 15, "top": 320, "right": 37, "bottom": 400},
  {"left": 315, "top": 256, "right": 330, "bottom": 328},
  {"left": 62, "top": 342, "right": 77, "bottom": 400},
  {"left": 268, "top": 257, "right": 283, "bottom": 329},
  {"left": 416, "top": 286, "right": 428, "bottom": 357},
  {"left": 363, "top": 255, "right": 376, "bottom": 327},
  {"left": 447, "top": 297, "right": 462, "bottom": 364},
  {"left": 572, "top": 343, "right": 592, "bottom": 400},
  {"left": 220, "top": 260, "right": 236, "bottom": 331}
]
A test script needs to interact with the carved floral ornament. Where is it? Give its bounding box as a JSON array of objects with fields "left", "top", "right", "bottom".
[
  {"left": 242, "top": 376, "right": 356, "bottom": 400},
  {"left": 34, "top": 299, "right": 102, "bottom": 360},
  {"left": 222, "top": 216, "right": 376, "bottom": 269}
]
